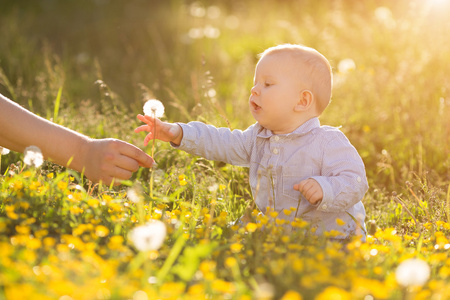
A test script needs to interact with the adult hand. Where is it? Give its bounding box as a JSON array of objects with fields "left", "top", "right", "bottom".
[
  {"left": 82, "top": 138, "right": 154, "bottom": 186},
  {"left": 294, "top": 178, "right": 323, "bottom": 205},
  {"left": 135, "top": 114, "right": 183, "bottom": 146}
]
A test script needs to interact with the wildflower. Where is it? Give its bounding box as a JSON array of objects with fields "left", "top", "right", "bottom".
[
  {"left": 127, "top": 183, "right": 143, "bottom": 203},
  {"left": 95, "top": 225, "right": 109, "bottom": 238},
  {"left": 245, "top": 222, "right": 258, "bottom": 233},
  {"left": 230, "top": 243, "right": 243, "bottom": 253},
  {"left": 0, "top": 147, "right": 10, "bottom": 155},
  {"left": 130, "top": 220, "right": 167, "bottom": 251},
  {"left": 336, "top": 218, "right": 346, "bottom": 226},
  {"left": 395, "top": 258, "right": 430, "bottom": 287},
  {"left": 225, "top": 257, "right": 237, "bottom": 268},
  {"left": 178, "top": 174, "right": 187, "bottom": 186},
  {"left": 315, "top": 286, "right": 351, "bottom": 300},
  {"left": 57, "top": 181, "right": 68, "bottom": 191},
  {"left": 283, "top": 209, "right": 292, "bottom": 216},
  {"left": 281, "top": 290, "right": 303, "bottom": 300},
  {"left": 23, "top": 146, "right": 43, "bottom": 167},
  {"left": 143, "top": 99, "right": 165, "bottom": 118}
]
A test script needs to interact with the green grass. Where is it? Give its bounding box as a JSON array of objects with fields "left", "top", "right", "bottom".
[{"left": 0, "top": 0, "right": 449, "bottom": 299}]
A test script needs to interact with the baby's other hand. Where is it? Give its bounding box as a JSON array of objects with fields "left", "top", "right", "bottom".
[
  {"left": 293, "top": 178, "right": 323, "bottom": 205},
  {"left": 134, "top": 114, "right": 183, "bottom": 146}
]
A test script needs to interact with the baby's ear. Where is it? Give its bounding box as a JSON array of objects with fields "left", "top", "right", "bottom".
[{"left": 294, "top": 90, "right": 314, "bottom": 112}]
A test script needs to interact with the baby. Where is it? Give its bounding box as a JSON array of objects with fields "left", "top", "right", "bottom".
[{"left": 135, "top": 44, "right": 368, "bottom": 240}]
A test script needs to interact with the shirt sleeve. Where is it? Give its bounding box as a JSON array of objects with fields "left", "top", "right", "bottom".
[
  {"left": 311, "top": 131, "right": 369, "bottom": 213},
  {"left": 171, "top": 121, "right": 255, "bottom": 167}
]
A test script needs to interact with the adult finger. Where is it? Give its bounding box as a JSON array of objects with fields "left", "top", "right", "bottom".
[
  {"left": 118, "top": 141, "right": 154, "bottom": 168},
  {"left": 111, "top": 165, "right": 134, "bottom": 181}
]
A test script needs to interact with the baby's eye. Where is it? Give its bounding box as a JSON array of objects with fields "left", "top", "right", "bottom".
[{"left": 264, "top": 82, "right": 273, "bottom": 87}]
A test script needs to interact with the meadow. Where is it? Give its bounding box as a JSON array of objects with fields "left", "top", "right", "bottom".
[{"left": 0, "top": 0, "right": 449, "bottom": 299}]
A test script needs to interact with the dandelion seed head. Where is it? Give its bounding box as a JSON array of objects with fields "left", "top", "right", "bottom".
[
  {"left": 130, "top": 220, "right": 167, "bottom": 251},
  {"left": 127, "top": 183, "right": 143, "bottom": 203},
  {"left": 338, "top": 58, "right": 356, "bottom": 74},
  {"left": 143, "top": 99, "right": 165, "bottom": 118},
  {"left": 395, "top": 258, "right": 430, "bottom": 287},
  {"left": 24, "top": 145, "right": 43, "bottom": 167},
  {"left": 0, "top": 147, "right": 10, "bottom": 155}
]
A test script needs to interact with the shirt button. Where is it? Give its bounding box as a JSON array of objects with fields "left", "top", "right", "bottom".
[
  {"left": 356, "top": 176, "right": 362, "bottom": 182},
  {"left": 322, "top": 204, "right": 327, "bottom": 210},
  {"left": 273, "top": 136, "right": 280, "bottom": 141},
  {"left": 272, "top": 148, "right": 279, "bottom": 155}
]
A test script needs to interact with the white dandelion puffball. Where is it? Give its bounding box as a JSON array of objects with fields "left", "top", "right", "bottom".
[
  {"left": 338, "top": 58, "right": 356, "bottom": 74},
  {"left": 24, "top": 145, "right": 44, "bottom": 168},
  {"left": 130, "top": 220, "right": 167, "bottom": 251},
  {"left": 395, "top": 258, "right": 430, "bottom": 287},
  {"left": 0, "top": 147, "right": 10, "bottom": 155},
  {"left": 143, "top": 99, "right": 165, "bottom": 118}
]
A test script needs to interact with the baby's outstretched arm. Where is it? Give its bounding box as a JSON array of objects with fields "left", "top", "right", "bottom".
[{"left": 134, "top": 114, "right": 183, "bottom": 146}]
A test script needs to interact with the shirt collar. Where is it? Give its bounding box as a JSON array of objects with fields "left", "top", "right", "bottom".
[{"left": 256, "top": 117, "right": 320, "bottom": 139}]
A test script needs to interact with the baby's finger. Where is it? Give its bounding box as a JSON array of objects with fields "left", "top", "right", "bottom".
[
  {"left": 137, "top": 114, "right": 153, "bottom": 124},
  {"left": 144, "top": 133, "right": 154, "bottom": 146},
  {"left": 134, "top": 125, "right": 151, "bottom": 133}
]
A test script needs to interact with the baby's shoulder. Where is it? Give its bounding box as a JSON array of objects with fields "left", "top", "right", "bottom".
[{"left": 312, "top": 125, "right": 350, "bottom": 144}]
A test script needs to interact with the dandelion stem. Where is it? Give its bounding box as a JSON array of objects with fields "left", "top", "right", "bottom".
[
  {"left": 294, "top": 194, "right": 302, "bottom": 219},
  {"left": 149, "top": 111, "right": 156, "bottom": 199}
]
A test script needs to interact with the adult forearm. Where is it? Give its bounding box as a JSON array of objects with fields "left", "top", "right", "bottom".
[{"left": 0, "top": 94, "right": 89, "bottom": 171}]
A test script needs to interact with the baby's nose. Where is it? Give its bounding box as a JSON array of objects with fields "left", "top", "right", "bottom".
[{"left": 250, "top": 86, "right": 259, "bottom": 96}]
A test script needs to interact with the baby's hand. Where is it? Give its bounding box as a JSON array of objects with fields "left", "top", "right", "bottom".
[
  {"left": 134, "top": 114, "right": 183, "bottom": 146},
  {"left": 293, "top": 178, "right": 323, "bottom": 205}
]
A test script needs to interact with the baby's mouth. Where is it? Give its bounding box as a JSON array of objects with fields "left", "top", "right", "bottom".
[{"left": 251, "top": 101, "right": 261, "bottom": 111}]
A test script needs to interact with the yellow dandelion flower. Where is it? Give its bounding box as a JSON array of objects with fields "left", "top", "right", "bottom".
[
  {"left": 29, "top": 181, "right": 41, "bottom": 191},
  {"left": 15, "top": 225, "right": 30, "bottom": 235},
  {"left": 95, "top": 225, "right": 109, "bottom": 237},
  {"left": 276, "top": 218, "right": 286, "bottom": 225},
  {"left": 12, "top": 181, "right": 23, "bottom": 192},
  {"left": 336, "top": 218, "right": 346, "bottom": 226},
  {"left": 230, "top": 243, "right": 243, "bottom": 253},
  {"left": 27, "top": 238, "right": 42, "bottom": 250},
  {"left": 231, "top": 224, "right": 240, "bottom": 231},
  {"left": 47, "top": 173, "right": 54, "bottom": 179},
  {"left": 225, "top": 257, "right": 237, "bottom": 268},
  {"left": 199, "top": 260, "right": 216, "bottom": 275},
  {"left": 6, "top": 210, "right": 18, "bottom": 220},
  {"left": 291, "top": 219, "right": 309, "bottom": 228},
  {"left": 281, "top": 290, "right": 303, "bottom": 300},
  {"left": 87, "top": 198, "right": 99, "bottom": 208},
  {"left": 245, "top": 222, "right": 258, "bottom": 233},
  {"left": 43, "top": 237, "right": 55, "bottom": 248},
  {"left": 211, "top": 280, "right": 235, "bottom": 294},
  {"left": 283, "top": 209, "right": 292, "bottom": 216},
  {"left": 269, "top": 211, "right": 278, "bottom": 218},
  {"left": 57, "top": 181, "right": 68, "bottom": 190},
  {"left": 315, "top": 286, "right": 351, "bottom": 300},
  {"left": 20, "top": 202, "right": 30, "bottom": 210},
  {"left": 187, "top": 283, "right": 205, "bottom": 296}
]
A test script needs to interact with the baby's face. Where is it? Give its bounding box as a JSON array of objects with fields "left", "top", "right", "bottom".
[{"left": 249, "top": 53, "right": 305, "bottom": 134}]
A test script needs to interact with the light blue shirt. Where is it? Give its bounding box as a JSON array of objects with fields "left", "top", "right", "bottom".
[{"left": 175, "top": 117, "right": 368, "bottom": 239}]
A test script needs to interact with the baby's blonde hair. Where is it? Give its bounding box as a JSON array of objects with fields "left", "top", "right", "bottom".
[{"left": 259, "top": 44, "right": 333, "bottom": 114}]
